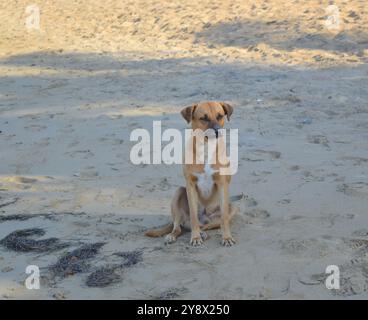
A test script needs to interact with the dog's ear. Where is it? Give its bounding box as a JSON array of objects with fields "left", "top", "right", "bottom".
[
  {"left": 220, "top": 102, "right": 233, "bottom": 121},
  {"left": 181, "top": 104, "right": 197, "bottom": 123}
]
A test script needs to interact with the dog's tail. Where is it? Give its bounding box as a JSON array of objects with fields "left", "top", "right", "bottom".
[{"left": 144, "top": 223, "right": 173, "bottom": 237}]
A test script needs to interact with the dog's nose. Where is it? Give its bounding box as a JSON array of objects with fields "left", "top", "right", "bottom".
[{"left": 212, "top": 124, "right": 221, "bottom": 138}]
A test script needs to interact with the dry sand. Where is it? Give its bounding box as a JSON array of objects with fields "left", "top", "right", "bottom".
[{"left": 0, "top": 0, "right": 368, "bottom": 299}]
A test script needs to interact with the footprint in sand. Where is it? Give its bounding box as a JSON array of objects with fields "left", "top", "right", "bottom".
[
  {"left": 302, "top": 170, "right": 325, "bottom": 182},
  {"left": 66, "top": 150, "right": 94, "bottom": 159},
  {"left": 337, "top": 182, "right": 368, "bottom": 198},
  {"left": 243, "top": 208, "right": 270, "bottom": 219},
  {"left": 340, "top": 156, "right": 368, "bottom": 166},
  {"left": 242, "top": 149, "right": 281, "bottom": 162},
  {"left": 52, "top": 292, "right": 68, "bottom": 300},
  {"left": 98, "top": 136, "right": 124, "bottom": 145},
  {"left": 278, "top": 199, "right": 291, "bottom": 204},
  {"left": 280, "top": 238, "right": 319, "bottom": 255},
  {"left": 152, "top": 287, "right": 189, "bottom": 300},
  {"left": 24, "top": 124, "right": 47, "bottom": 132},
  {"left": 76, "top": 167, "right": 99, "bottom": 179},
  {"left": 67, "top": 140, "right": 79, "bottom": 148},
  {"left": 289, "top": 165, "right": 300, "bottom": 171},
  {"left": 307, "top": 135, "right": 329, "bottom": 146},
  {"left": 138, "top": 178, "right": 171, "bottom": 192},
  {"left": 18, "top": 113, "right": 43, "bottom": 120},
  {"left": 34, "top": 138, "right": 50, "bottom": 147},
  {"left": 41, "top": 80, "right": 68, "bottom": 91},
  {"left": 243, "top": 195, "right": 258, "bottom": 207},
  {"left": 157, "top": 178, "right": 171, "bottom": 191}
]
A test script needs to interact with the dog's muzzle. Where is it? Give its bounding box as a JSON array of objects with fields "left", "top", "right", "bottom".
[{"left": 212, "top": 124, "right": 221, "bottom": 139}]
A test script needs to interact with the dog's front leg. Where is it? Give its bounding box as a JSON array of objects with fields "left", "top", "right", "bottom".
[
  {"left": 186, "top": 182, "right": 204, "bottom": 246},
  {"left": 219, "top": 182, "right": 236, "bottom": 246}
]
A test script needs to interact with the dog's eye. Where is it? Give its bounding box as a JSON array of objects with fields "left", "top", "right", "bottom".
[
  {"left": 217, "top": 114, "right": 224, "bottom": 120},
  {"left": 200, "top": 117, "right": 210, "bottom": 122}
]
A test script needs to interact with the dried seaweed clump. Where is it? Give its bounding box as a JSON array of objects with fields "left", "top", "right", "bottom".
[
  {"left": 86, "top": 250, "right": 143, "bottom": 287},
  {"left": 114, "top": 250, "right": 143, "bottom": 267},
  {"left": 86, "top": 266, "right": 122, "bottom": 287},
  {"left": 0, "top": 228, "right": 69, "bottom": 252},
  {"left": 49, "top": 242, "right": 105, "bottom": 278}
]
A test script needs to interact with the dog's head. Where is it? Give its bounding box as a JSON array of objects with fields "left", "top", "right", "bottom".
[{"left": 181, "top": 101, "right": 233, "bottom": 138}]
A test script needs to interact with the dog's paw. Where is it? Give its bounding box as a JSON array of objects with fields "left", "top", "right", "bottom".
[
  {"left": 221, "top": 236, "right": 236, "bottom": 247},
  {"left": 165, "top": 233, "right": 177, "bottom": 244},
  {"left": 190, "top": 235, "right": 204, "bottom": 247}
]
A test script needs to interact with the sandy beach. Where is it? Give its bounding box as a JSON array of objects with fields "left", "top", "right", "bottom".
[{"left": 1, "top": 0, "right": 368, "bottom": 299}]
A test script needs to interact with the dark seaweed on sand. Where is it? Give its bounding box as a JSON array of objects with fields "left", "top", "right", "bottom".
[
  {"left": 114, "top": 250, "right": 143, "bottom": 267},
  {"left": 0, "top": 228, "right": 69, "bottom": 252},
  {"left": 86, "top": 250, "right": 143, "bottom": 287},
  {"left": 0, "top": 212, "right": 86, "bottom": 223},
  {"left": 49, "top": 242, "right": 105, "bottom": 278},
  {"left": 0, "top": 214, "right": 35, "bottom": 222},
  {"left": 86, "top": 266, "right": 122, "bottom": 287}
]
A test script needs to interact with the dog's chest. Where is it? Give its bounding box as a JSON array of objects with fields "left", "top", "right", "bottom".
[{"left": 194, "top": 164, "right": 218, "bottom": 199}]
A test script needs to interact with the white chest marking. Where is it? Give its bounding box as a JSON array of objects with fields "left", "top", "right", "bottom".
[{"left": 193, "top": 164, "right": 219, "bottom": 199}]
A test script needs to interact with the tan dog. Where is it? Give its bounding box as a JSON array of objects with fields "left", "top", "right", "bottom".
[{"left": 145, "top": 101, "right": 237, "bottom": 246}]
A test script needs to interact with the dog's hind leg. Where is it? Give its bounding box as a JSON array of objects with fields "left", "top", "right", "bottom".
[
  {"left": 201, "top": 204, "right": 238, "bottom": 231},
  {"left": 165, "top": 187, "right": 187, "bottom": 244}
]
